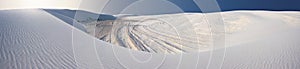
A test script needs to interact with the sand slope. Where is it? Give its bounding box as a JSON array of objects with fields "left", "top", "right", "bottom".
[
  {"left": 86, "top": 13, "right": 213, "bottom": 54},
  {"left": 0, "top": 9, "right": 76, "bottom": 69},
  {"left": 87, "top": 11, "right": 300, "bottom": 54},
  {"left": 0, "top": 9, "right": 299, "bottom": 69}
]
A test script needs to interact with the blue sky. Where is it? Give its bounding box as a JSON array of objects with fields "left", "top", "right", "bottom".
[
  {"left": 102, "top": 0, "right": 300, "bottom": 14},
  {"left": 169, "top": 0, "right": 300, "bottom": 12}
]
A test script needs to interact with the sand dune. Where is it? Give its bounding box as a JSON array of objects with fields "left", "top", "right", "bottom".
[
  {"left": 0, "top": 9, "right": 76, "bottom": 69},
  {"left": 86, "top": 11, "right": 300, "bottom": 54},
  {"left": 0, "top": 9, "right": 300, "bottom": 69},
  {"left": 86, "top": 16, "right": 212, "bottom": 54}
]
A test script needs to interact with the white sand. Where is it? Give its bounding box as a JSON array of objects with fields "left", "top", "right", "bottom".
[
  {"left": 0, "top": 9, "right": 77, "bottom": 69},
  {"left": 0, "top": 9, "right": 299, "bottom": 69},
  {"left": 86, "top": 11, "right": 300, "bottom": 54},
  {"left": 86, "top": 14, "right": 212, "bottom": 54}
]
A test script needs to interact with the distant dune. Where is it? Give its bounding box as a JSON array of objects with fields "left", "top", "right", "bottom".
[
  {"left": 0, "top": 9, "right": 299, "bottom": 69},
  {"left": 85, "top": 11, "right": 300, "bottom": 54}
]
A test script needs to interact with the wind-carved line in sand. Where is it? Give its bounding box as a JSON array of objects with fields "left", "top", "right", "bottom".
[{"left": 86, "top": 17, "right": 212, "bottom": 54}]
